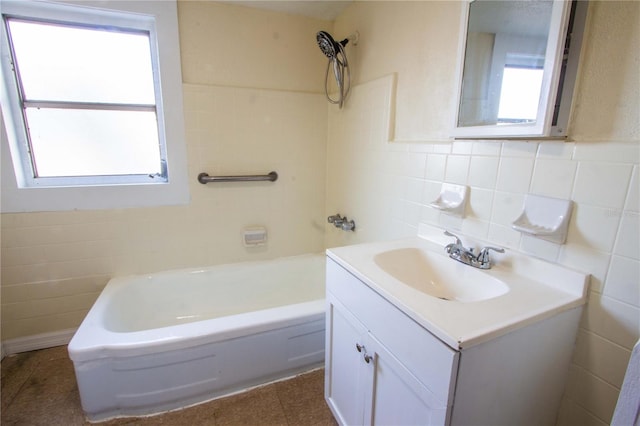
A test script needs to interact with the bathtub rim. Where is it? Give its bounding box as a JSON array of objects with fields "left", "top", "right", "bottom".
[
  {"left": 69, "top": 299, "right": 325, "bottom": 363},
  {"left": 68, "top": 253, "right": 326, "bottom": 363}
]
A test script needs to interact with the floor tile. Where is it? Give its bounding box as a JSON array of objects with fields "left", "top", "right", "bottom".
[
  {"left": 213, "top": 386, "right": 288, "bottom": 426},
  {"left": 276, "top": 370, "right": 337, "bottom": 426},
  {"left": 1, "top": 347, "right": 336, "bottom": 426},
  {"left": 2, "top": 356, "right": 85, "bottom": 425}
]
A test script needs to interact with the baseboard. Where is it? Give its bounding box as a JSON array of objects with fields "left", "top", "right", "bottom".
[{"left": 1, "top": 328, "right": 77, "bottom": 358}]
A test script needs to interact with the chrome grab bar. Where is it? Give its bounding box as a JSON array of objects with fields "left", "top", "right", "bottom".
[{"left": 197, "top": 171, "right": 278, "bottom": 184}]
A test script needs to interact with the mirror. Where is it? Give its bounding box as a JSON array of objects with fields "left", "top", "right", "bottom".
[{"left": 452, "top": 0, "right": 586, "bottom": 138}]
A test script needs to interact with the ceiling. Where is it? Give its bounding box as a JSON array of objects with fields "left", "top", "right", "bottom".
[{"left": 218, "top": 1, "right": 353, "bottom": 21}]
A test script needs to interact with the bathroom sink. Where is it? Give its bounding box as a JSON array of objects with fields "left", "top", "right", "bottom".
[
  {"left": 373, "top": 248, "right": 509, "bottom": 302},
  {"left": 327, "top": 223, "right": 589, "bottom": 349}
]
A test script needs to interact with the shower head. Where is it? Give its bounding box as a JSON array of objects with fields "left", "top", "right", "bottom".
[
  {"left": 316, "top": 30, "right": 358, "bottom": 108},
  {"left": 316, "top": 31, "right": 348, "bottom": 58}
]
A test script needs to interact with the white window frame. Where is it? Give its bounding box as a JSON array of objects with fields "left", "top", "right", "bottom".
[{"left": 0, "top": 0, "right": 189, "bottom": 212}]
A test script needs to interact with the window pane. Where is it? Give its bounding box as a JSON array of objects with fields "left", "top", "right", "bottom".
[
  {"left": 497, "top": 67, "right": 544, "bottom": 122},
  {"left": 26, "top": 108, "right": 161, "bottom": 177},
  {"left": 8, "top": 20, "right": 155, "bottom": 104}
]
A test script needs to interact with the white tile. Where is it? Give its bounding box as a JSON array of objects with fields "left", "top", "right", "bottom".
[
  {"left": 496, "top": 157, "right": 534, "bottom": 193},
  {"left": 439, "top": 212, "right": 463, "bottom": 231},
  {"left": 530, "top": 159, "right": 577, "bottom": 199},
  {"left": 422, "top": 180, "right": 443, "bottom": 205},
  {"left": 491, "top": 191, "right": 524, "bottom": 227},
  {"left": 573, "top": 162, "right": 633, "bottom": 209},
  {"left": 557, "top": 397, "right": 608, "bottom": 426},
  {"left": 605, "top": 255, "right": 640, "bottom": 308},
  {"left": 386, "top": 150, "right": 409, "bottom": 175},
  {"left": 468, "top": 156, "right": 499, "bottom": 189},
  {"left": 581, "top": 292, "right": 640, "bottom": 350},
  {"left": 625, "top": 166, "right": 639, "bottom": 212},
  {"left": 407, "top": 142, "right": 434, "bottom": 154},
  {"left": 461, "top": 217, "right": 490, "bottom": 240},
  {"left": 2, "top": 292, "right": 99, "bottom": 321},
  {"left": 403, "top": 201, "right": 423, "bottom": 229},
  {"left": 573, "top": 329, "right": 632, "bottom": 388},
  {"left": 564, "top": 365, "right": 620, "bottom": 424},
  {"left": 406, "top": 153, "right": 427, "bottom": 178},
  {"left": 472, "top": 141, "right": 501, "bottom": 156},
  {"left": 501, "top": 141, "right": 538, "bottom": 157},
  {"left": 614, "top": 212, "right": 640, "bottom": 260},
  {"left": 558, "top": 243, "right": 611, "bottom": 291},
  {"left": 487, "top": 223, "right": 521, "bottom": 249},
  {"left": 520, "top": 235, "right": 561, "bottom": 262},
  {"left": 432, "top": 143, "right": 452, "bottom": 154},
  {"left": 567, "top": 204, "right": 621, "bottom": 253},
  {"left": 424, "top": 154, "right": 447, "bottom": 181},
  {"left": 444, "top": 155, "right": 470, "bottom": 185},
  {"left": 537, "top": 141, "right": 575, "bottom": 159},
  {"left": 405, "top": 178, "right": 425, "bottom": 203},
  {"left": 452, "top": 140, "right": 473, "bottom": 154},
  {"left": 574, "top": 141, "right": 640, "bottom": 164},
  {"left": 420, "top": 204, "right": 441, "bottom": 226},
  {"left": 467, "top": 188, "right": 494, "bottom": 221},
  {"left": 1, "top": 246, "right": 48, "bottom": 267}
]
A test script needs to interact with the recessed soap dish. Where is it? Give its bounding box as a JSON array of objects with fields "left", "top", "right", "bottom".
[
  {"left": 512, "top": 194, "right": 573, "bottom": 244},
  {"left": 429, "top": 183, "right": 468, "bottom": 217}
]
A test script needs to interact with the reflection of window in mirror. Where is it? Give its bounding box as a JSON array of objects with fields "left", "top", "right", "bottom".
[
  {"left": 497, "top": 67, "right": 544, "bottom": 123},
  {"left": 453, "top": 0, "right": 588, "bottom": 139}
]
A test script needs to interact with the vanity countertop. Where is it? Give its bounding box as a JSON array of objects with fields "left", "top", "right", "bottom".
[{"left": 326, "top": 225, "right": 589, "bottom": 350}]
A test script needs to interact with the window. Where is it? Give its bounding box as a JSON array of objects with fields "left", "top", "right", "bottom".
[
  {"left": 497, "top": 66, "right": 544, "bottom": 123},
  {"left": 6, "top": 18, "right": 165, "bottom": 183},
  {"left": 0, "top": 0, "right": 189, "bottom": 211}
]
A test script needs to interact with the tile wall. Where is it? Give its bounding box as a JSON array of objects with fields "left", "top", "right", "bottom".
[
  {"left": 0, "top": 84, "right": 327, "bottom": 341},
  {"left": 0, "top": 2, "right": 331, "bottom": 342}
]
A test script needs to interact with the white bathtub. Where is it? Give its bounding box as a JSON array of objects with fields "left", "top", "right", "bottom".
[{"left": 68, "top": 254, "right": 326, "bottom": 422}]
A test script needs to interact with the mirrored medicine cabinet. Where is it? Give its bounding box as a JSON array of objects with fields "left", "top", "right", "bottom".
[{"left": 452, "top": 0, "right": 588, "bottom": 139}]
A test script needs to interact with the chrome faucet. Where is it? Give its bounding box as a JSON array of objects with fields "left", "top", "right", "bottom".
[
  {"left": 443, "top": 230, "right": 504, "bottom": 269},
  {"left": 328, "top": 214, "right": 356, "bottom": 232}
]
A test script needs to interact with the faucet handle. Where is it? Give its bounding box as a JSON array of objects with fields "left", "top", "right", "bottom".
[
  {"left": 444, "top": 230, "right": 462, "bottom": 245},
  {"left": 328, "top": 214, "right": 343, "bottom": 224},
  {"left": 341, "top": 219, "right": 356, "bottom": 231},
  {"left": 477, "top": 246, "right": 505, "bottom": 263}
]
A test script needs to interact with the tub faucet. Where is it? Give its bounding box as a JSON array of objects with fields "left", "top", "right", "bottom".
[
  {"left": 443, "top": 230, "right": 504, "bottom": 269},
  {"left": 328, "top": 214, "right": 356, "bottom": 232}
]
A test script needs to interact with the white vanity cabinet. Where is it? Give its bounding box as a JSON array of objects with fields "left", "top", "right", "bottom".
[
  {"left": 325, "top": 258, "right": 459, "bottom": 425},
  {"left": 325, "top": 255, "right": 584, "bottom": 426}
]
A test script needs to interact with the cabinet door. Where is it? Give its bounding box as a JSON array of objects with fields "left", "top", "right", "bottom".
[
  {"left": 365, "top": 335, "right": 448, "bottom": 426},
  {"left": 325, "top": 297, "right": 368, "bottom": 426}
]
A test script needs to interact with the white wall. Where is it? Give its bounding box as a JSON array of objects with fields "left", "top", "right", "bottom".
[
  {"left": 0, "top": 1, "right": 329, "bottom": 340},
  {"left": 326, "top": 2, "right": 639, "bottom": 425}
]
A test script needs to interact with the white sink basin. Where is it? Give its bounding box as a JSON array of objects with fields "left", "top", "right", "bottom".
[
  {"left": 327, "top": 224, "right": 589, "bottom": 349},
  {"left": 374, "top": 248, "right": 509, "bottom": 302}
]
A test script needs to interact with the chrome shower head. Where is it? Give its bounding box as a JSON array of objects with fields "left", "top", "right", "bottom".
[
  {"left": 316, "top": 30, "right": 358, "bottom": 108},
  {"left": 316, "top": 31, "right": 347, "bottom": 58}
]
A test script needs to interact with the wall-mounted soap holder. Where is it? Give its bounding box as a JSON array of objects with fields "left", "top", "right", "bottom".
[
  {"left": 429, "top": 183, "right": 468, "bottom": 217},
  {"left": 512, "top": 194, "right": 573, "bottom": 244}
]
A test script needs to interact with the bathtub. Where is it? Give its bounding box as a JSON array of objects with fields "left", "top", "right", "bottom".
[{"left": 68, "top": 254, "right": 326, "bottom": 422}]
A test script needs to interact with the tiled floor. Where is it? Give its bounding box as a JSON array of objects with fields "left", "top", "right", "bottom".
[{"left": 1, "top": 346, "right": 337, "bottom": 425}]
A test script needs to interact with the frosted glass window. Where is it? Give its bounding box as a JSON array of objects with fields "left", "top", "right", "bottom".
[
  {"left": 8, "top": 20, "right": 155, "bottom": 104},
  {"left": 3, "top": 17, "right": 166, "bottom": 184},
  {"left": 26, "top": 109, "right": 161, "bottom": 177}
]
